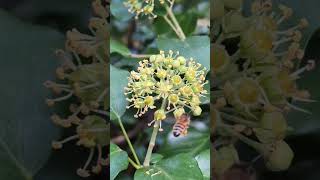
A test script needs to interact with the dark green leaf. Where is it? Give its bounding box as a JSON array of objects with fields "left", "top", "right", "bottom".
[
  {"left": 110, "top": 143, "right": 129, "bottom": 180},
  {"left": 150, "top": 153, "right": 164, "bottom": 164},
  {"left": 110, "top": 65, "right": 129, "bottom": 121},
  {"left": 157, "top": 36, "right": 210, "bottom": 69},
  {"left": 111, "top": 39, "right": 131, "bottom": 57},
  {"left": 159, "top": 129, "right": 210, "bottom": 156},
  {"left": 134, "top": 154, "right": 203, "bottom": 180},
  {"left": 0, "top": 9, "right": 63, "bottom": 179}
]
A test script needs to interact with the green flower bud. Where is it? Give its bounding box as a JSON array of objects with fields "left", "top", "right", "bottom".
[
  {"left": 154, "top": 109, "right": 166, "bottom": 121},
  {"left": 265, "top": 141, "right": 294, "bottom": 171},
  {"left": 192, "top": 106, "right": 202, "bottom": 116},
  {"left": 222, "top": 12, "right": 247, "bottom": 34},
  {"left": 171, "top": 75, "right": 182, "bottom": 85},
  {"left": 169, "top": 94, "right": 179, "bottom": 104},
  {"left": 261, "top": 111, "right": 287, "bottom": 139},
  {"left": 185, "top": 69, "right": 196, "bottom": 81},
  {"left": 172, "top": 60, "right": 180, "bottom": 68},
  {"left": 173, "top": 108, "right": 185, "bottom": 119},
  {"left": 155, "top": 55, "right": 164, "bottom": 63},
  {"left": 149, "top": 55, "right": 157, "bottom": 62},
  {"left": 156, "top": 69, "right": 167, "bottom": 79},
  {"left": 144, "top": 96, "right": 154, "bottom": 106},
  {"left": 177, "top": 56, "right": 186, "bottom": 65},
  {"left": 181, "top": 86, "right": 193, "bottom": 97}
]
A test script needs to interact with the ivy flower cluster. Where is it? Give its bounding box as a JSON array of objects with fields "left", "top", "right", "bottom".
[
  {"left": 125, "top": 50, "right": 208, "bottom": 131},
  {"left": 44, "top": 0, "right": 109, "bottom": 177},
  {"left": 212, "top": 0, "right": 315, "bottom": 177},
  {"left": 124, "top": 0, "right": 173, "bottom": 19}
]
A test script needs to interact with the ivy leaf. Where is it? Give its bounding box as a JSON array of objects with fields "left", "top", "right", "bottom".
[
  {"left": 110, "top": 0, "right": 134, "bottom": 21},
  {"left": 110, "top": 65, "right": 129, "bottom": 121},
  {"left": 0, "top": 9, "right": 63, "bottom": 179},
  {"left": 134, "top": 154, "right": 203, "bottom": 180},
  {"left": 157, "top": 36, "right": 210, "bottom": 69},
  {"left": 195, "top": 149, "right": 210, "bottom": 180},
  {"left": 150, "top": 153, "right": 164, "bottom": 164},
  {"left": 159, "top": 129, "right": 210, "bottom": 156},
  {"left": 110, "top": 39, "right": 131, "bottom": 57},
  {"left": 110, "top": 143, "right": 129, "bottom": 180}
]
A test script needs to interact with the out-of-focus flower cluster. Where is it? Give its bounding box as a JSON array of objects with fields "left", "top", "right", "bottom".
[
  {"left": 125, "top": 50, "right": 208, "bottom": 131},
  {"left": 124, "top": 0, "right": 173, "bottom": 19},
  {"left": 212, "top": 0, "right": 315, "bottom": 178},
  {"left": 44, "top": 0, "right": 109, "bottom": 177}
]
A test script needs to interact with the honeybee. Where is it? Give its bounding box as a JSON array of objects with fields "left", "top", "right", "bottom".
[{"left": 172, "top": 113, "right": 191, "bottom": 137}]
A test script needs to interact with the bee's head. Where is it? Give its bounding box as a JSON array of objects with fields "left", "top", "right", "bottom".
[{"left": 173, "top": 132, "right": 180, "bottom": 137}]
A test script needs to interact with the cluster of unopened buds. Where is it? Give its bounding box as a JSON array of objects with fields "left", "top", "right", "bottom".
[
  {"left": 124, "top": 0, "right": 173, "bottom": 19},
  {"left": 212, "top": 0, "right": 316, "bottom": 177},
  {"left": 44, "top": 0, "right": 109, "bottom": 177},
  {"left": 125, "top": 50, "right": 208, "bottom": 131}
]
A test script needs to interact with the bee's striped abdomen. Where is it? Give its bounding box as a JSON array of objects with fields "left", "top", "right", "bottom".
[{"left": 172, "top": 114, "right": 190, "bottom": 137}]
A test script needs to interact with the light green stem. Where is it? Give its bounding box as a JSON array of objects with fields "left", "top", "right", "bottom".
[
  {"left": 143, "top": 98, "right": 167, "bottom": 167},
  {"left": 164, "top": 5, "right": 186, "bottom": 41},
  {"left": 128, "top": 157, "right": 141, "bottom": 169},
  {"left": 116, "top": 115, "right": 141, "bottom": 166}
]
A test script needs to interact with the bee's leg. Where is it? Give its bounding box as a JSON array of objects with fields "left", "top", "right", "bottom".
[
  {"left": 181, "top": 129, "right": 188, "bottom": 136},
  {"left": 159, "top": 121, "right": 164, "bottom": 131}
]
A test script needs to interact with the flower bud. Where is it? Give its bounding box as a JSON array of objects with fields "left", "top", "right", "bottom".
[
  {"left": 177, "top": 56, "right": 186, "bottom": 65},
  {"left": 192, "top": 106, "right": 202, "bottom": 116},
  {"left": 169, "top": 94, "right": 179, "bottom": 104},
  {"left": 174, "top": 108, "right": 185, "bottom": 119},
  {"left": 156, "top": 69, "right": 167, "bottom": 79},
  {"left": 171, "top": 75, "right": 182, "bottom": 85},
  {"left": 265, "top": 141, "right": 294, "bottom": 171},
  {"left": 154, "top": 109, "right": 166, "bottom": 121}
]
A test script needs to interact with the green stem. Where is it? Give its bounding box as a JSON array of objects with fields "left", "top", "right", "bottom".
[
  {"left": 129, "top": 53, "right": 153, "bottom": 59},
  {"left": 164, "top": 5, "right": 186, "bottom": 41},
  {"left": 143, "top": 121, "right": 160, "bottom": 167},
  {"left": 128, "top": 157, "right": 141, "bottom": 169},
  {"left": 220, "top": 124, "right": 265, "bottom": 153},
  {"left": 143, "top": 98, "right": 167, "bottom": 167},
  {"left": 116, "top": 115, "right": 141, "bottom": 166},
  {"left": 219, "top": 112, "right": 259, "bottom": 128}
]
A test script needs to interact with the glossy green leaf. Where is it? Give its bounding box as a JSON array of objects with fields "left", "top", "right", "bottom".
[
  {"left": 157, "top": 36, "right": 210, "bottom": 69},
  {"left": 111, "top": 39, "right": 131, "bottom": 57},
  {"left": 195, "top": 149, "right": 210, "bottom": 180},
  {"left": 110, "top": 143, "right": 129, "bottom": 180},
  {"left": 134, "top": 154, "right": 203, "bottom": 180},
  {"left": 159, "top": 129, "right": 210, "bottom": 156},
  {"left": 0, "top": 9, "right": 63, "bottom": 179},
  {"left": 110, "top": 65, "right": 129, "bottom": 121},
  {"left": 150, "top": 153, "right": 164, "bottom": 164}
]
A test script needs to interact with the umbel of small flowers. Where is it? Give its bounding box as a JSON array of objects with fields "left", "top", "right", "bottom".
[
  {"left": 212, "top": 0, "right": 316, "bottom": 176},
  {"left": 125, "top": 50, "right": 208, "bottom": 131},
  {"left": 124, "top": 0, "right": 173, "bottom": 19},
  {"left": 44, "top": 0, "right": 109, "bottom": 177}
]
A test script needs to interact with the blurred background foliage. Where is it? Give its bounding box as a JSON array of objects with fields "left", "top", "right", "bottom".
[
  {"left": 212, "top": 0, "right": 320, "bottom": 180},
  {"left": 0, "top": 0, "right": 106, "bottom": 179}
]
